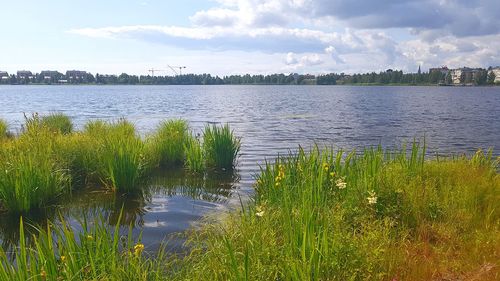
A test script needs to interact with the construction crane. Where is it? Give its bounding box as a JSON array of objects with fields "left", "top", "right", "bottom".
[
  {"left": 167, "top": 65, "right": 187, "bottom": 76},
  {"left": 148, "top": 68, "right": 165, "bottom": 76}
]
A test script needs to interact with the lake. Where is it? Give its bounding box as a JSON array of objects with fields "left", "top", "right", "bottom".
[{"left": 0, "top": 85, "right": 499, "bottom": 251}]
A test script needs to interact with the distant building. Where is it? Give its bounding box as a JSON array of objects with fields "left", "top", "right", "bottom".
[
  {"left": 449, "top": 67, "right": 482, "bottom": 84},
  {"left": 66, "top": 70, "right": 87, "bottom": 80},
  {"left": 0, "top": 71, "right": 8, "bottom": 80},
  {"left": 40, "top": 70, "right": 62, "bottom": 80},
  {"left": 17, "top": 70, "right": 33, "bottom": 79},
  {"left": 488, "top": 67, "right": 500, "bottom": 83}
]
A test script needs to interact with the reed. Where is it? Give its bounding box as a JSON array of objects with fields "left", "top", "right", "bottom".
[{"left": 203, "top": 124, "right": 240, "bottom": 170}]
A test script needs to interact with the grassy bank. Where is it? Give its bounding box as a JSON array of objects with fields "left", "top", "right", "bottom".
[
  {"left": 0, "top": 142, "right": 498, "bottom": 280},
  {"left": 0, "top": 114, "right": 240, "bottom": 213},
  {"left": 176, "top": 144, "right": 499, "bottom": 280}
]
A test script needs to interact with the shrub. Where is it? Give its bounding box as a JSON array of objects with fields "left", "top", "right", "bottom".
[{"left": 203, "top": 124, "right": 240, "bottom": 170}]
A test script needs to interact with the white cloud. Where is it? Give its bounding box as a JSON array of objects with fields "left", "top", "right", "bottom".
[{"left": 68, "top": 0, "right": 500, "bottom": 74}]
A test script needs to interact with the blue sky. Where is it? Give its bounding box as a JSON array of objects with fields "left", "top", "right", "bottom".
[{"left": 1, "top": 0, "right": 499, "bottom": 75}]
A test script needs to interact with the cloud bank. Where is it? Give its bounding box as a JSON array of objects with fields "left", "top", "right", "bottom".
[{"left": 69, "top": 0, "right": 500, "bottom": 73}]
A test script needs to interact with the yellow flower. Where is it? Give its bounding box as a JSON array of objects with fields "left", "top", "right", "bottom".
[
  {"left": 322, "top": 162, "right": 329, "bottom": 171},
  {"left": 60, "top": 255, "right": 66, "bottom": 263},
  {"left": 86, "top": 235, "right": 93, "bottom": 240},
  {"left": 275, "top": 182, "right": 280, "bottom": 187},
  {"left": 329, "top": 172, "right": 335, "bottom": 177},
  {"left": 134, "top": 243, "right": 145, "bottom": 256}
]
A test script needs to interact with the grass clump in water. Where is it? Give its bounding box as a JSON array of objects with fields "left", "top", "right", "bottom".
[
  {"left": 40, "top": 113, "right": 73, "bottom": 134},
  {"left": 203, "top": 124, "right": 240, "bottom": 170},
  {"left": 149, "top": 120, "right": 189, "bottom": 167},
  {"left": 184, "top": 135, "right": 204, "bottom": 173},
  {"left": 0, "top": 128, "right": 70, "bottom": 213},
  {"left": 87, "top": 120, "right": 147, "bottom": 193}
]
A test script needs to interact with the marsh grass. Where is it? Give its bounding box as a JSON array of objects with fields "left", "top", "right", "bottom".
[
  {"left": 0, "top": 117, "right": 217, "bottom": 212},
  {"left": 184, "top": 135, "right": 204, "bottom": 173},
  {"left": 40, "top": 113, "right": 73, "bottom": 134},
  {"left": 86, "top": 120, "right": 147, "bottom": 193},
  {"left": 0, "top": 119, "right": 8, "bottom": 140},
  {"left": 203, "top": 124, "right": 240, "bottom": 170},
  {"left": 176, "top": 144, "right": 499, "bottom": 281},
  {"left": 149, "top": 120, "right": 189, "bottom": 167},
  {"left": 0, "top": 128, "right": 71, "bottom": 213}
]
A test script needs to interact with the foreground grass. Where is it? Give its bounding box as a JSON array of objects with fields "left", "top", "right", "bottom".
[
  {"left": 0, "top": 214, "right": 169, "bottom": 281},
  {"left": 0, "top": 144, "right": 497, "bottom": 280},
  {"left": 176, "top": 145, "right": 499, "bottom": 281}
]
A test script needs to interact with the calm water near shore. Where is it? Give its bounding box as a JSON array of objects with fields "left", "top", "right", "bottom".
[{"left": 0, "top": 85, "right": 499, "bottom": 251}]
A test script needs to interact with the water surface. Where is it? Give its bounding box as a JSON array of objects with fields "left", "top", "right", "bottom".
[{"left": 0, "top": 85, "right": 499, "bottom": 250}]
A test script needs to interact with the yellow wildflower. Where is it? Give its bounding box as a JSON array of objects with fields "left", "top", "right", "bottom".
[
  {"left": 86, "top": 235, "right": 93, "bottom": 240},
  {"left": 60, "top": 255, "right": 66, "bottom": 263},
  {"left": 329, "top": 172, "right": 335, "bottom": 177},
  {"left": 322, "top": 162, "right": 329, "bottom": 171},
  {"left": 134, "top": 243, "right": 145, "bottom": 256}
]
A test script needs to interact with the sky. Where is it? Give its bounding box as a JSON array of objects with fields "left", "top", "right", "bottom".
[{"left": 0, "top": 0, "right": 499, "bottom": 75}]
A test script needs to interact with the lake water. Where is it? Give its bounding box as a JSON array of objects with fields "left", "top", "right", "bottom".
[{"left": 0, "top": 85, "right": 499, "bottom": 251}]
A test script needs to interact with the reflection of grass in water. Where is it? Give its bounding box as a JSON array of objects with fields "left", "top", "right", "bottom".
[{"left": 149, "top": 168, "right": 239, "bottom": 203}]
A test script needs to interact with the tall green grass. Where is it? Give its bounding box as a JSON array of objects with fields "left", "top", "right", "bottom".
[
  {"left": 149, "top": 120, "right": 189, "bottom": 167},
  {"left": 0, "top": 128, "right": 71, "bottom": 213},
  {"left": 86, "top": 120, "right": 147, "bottom": 193},
  {"left": 203, "top": 124, "right": 240, "bottom": 170},
  {"left": 40, "top": 113, "right": 73, "bottom": 134},
  {"left": 0, "top": 119, "right": 8, "bottom": 140},
  {"left": 184, "top": 135, "right": 204, "bottom": 173},
  {"left": 176, "top": 144, "right": 499, "bottom": 280}
]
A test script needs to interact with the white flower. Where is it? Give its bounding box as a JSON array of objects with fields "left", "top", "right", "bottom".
[
  {"left": 335, "top": 177, "right": 347, "bottom": 189},
  {"left": 367, "top": 190, "right": 377, "bottom": 205},
  {"left": 255, "top": 206, "right": 265, "bottom": 217}
]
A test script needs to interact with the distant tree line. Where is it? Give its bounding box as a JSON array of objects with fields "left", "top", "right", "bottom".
[{"left": 0, "top": 68, "right": 497, "bottom": 86}]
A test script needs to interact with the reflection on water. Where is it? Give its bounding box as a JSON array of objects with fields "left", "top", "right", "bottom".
[{"left": 0, "top": 167, "right": 240, "bottom": 251}]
